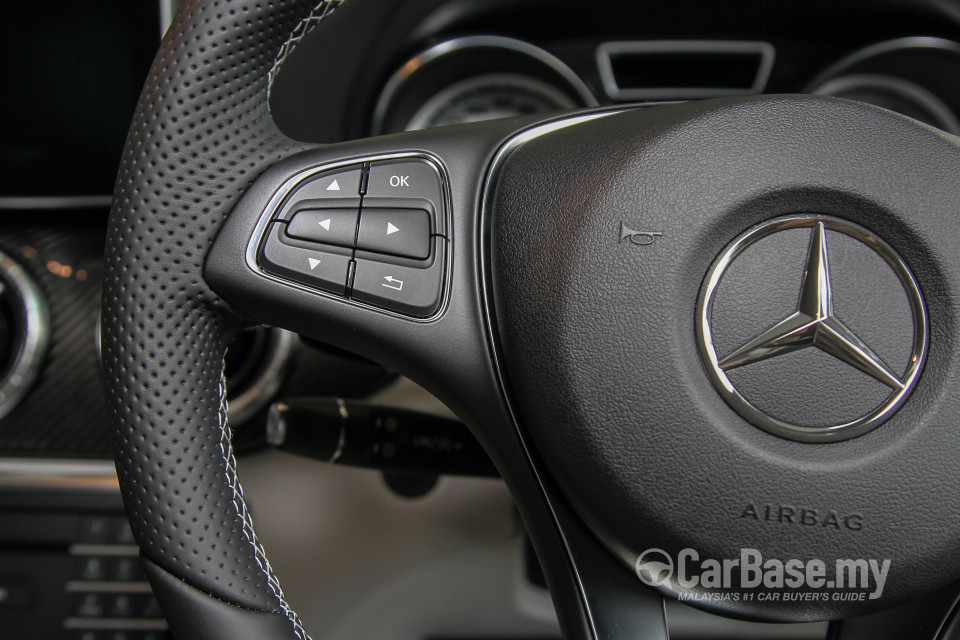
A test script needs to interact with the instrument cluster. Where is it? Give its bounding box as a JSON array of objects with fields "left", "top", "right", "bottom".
[{"left": 374, "top": 35, "right": 960, "bottom": 136}]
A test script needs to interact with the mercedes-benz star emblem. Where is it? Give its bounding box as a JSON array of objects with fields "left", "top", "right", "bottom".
[{"left": 698, "top": 215, "right": 928, "bottom": 442}]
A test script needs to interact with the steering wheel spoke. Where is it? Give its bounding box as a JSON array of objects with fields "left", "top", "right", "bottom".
[
  {"left": 205, "top": 112, "right": 671, "bottom": 639},
  {"left": 547, "top": 484, "right": 670, "bottom": 640}
]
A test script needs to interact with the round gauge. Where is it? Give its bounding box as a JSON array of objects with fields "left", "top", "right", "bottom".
[
  {"left": 405, "top": 73, "right": 579, "bottom": 131},
  {"left": 812, "top": 74, "right": 960, "bottom": 135},
  {"left": 373, "top": 36, "right": 597, "bottom": 135},
  {"left": 0, "top": 251, "right": 49, "bottom": 420},
  {"left": 807, "top": 37, "right": 960, "bottom": 135}
]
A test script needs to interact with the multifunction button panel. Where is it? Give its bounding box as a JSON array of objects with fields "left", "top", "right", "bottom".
[{"left": 257, "top": 157, "right": 448, "bottom": 318}]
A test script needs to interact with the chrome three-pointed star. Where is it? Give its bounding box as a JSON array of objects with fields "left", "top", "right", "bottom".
[{"left": 718, "top": 222, "right": 904, "bottom": 391}]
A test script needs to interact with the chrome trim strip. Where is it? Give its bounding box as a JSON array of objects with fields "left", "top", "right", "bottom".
[
  {"left": 159, "top": 0, "right": 179, "bottom": 36},
  {"left": 0, "top": 196, "right": 112, "bottom": 210},
  {"left": 479, "top": 110, "right": 626, "bottom": 640},
  {"left": 64, "top": 618, "right": 168, "bottom": 631},
  {"left": 371, "top": 35, "right": 598, "bottom": 135},
  {"left": 0, "top": 458, "right": 115, "bottom": 477},
  {"left": 266, "top": 402, "right": 288, "bottom": 446},
  {"left": 330, "top": 398, "right": 347, "bottom": 464},
  {"left": 70, "top": 544, "right": 140, "bottom": 557},
  {"left": 0, "top": 459, "right": 118, "bottom": 491},
  {"left": 596, "top": 40, "right": 776, "bottom": 101},
  {"left": 0, "top": 474, "right": 118, "bottom": 491},
  {"left": 934, "top": 589, "right": 960, "bottom": 639},
  {"left": 67, "top": 581, "right": 154, "bottom": 593}
]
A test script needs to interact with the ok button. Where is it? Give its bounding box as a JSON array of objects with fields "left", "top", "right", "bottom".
[{"left": 357, "top": 208, "right": 430, "bottom": 259}]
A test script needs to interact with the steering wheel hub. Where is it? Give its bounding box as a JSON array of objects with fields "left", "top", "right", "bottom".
[{"left": 489, "top": 97, "right": 960, "bottom": 619}]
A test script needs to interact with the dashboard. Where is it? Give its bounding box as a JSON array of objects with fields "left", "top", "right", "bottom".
[{"left": 2, "top": 0, "right": 960, "bottom": 638}]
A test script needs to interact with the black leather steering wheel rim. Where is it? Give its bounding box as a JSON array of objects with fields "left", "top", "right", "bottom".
[{"left": 103, "top": 1, "right": 340, "bottom": 637}]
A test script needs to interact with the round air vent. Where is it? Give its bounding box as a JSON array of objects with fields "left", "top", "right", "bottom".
[
  {"left": 0, "top": 251, "right": 49, "bottom": 420},
  {"left": 96, "top": 318, "right": 292, "bottom": 426},
  {"left": 224, "top": 327, "right": 294, "bottom": 425}
]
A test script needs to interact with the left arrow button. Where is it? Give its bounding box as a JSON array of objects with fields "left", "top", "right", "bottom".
[{"left": 286, "top": 208, "right": 359, "bottom": 248}]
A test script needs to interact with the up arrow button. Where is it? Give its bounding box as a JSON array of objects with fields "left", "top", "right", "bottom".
[{"left": 357, "top": 208, "right": 430, "bottom": 259}]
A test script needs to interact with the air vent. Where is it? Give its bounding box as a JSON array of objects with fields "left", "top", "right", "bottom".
[
  {"left": 596, "top": 41, "right": 775, "bottom": 101},
  {"left": 0, "top": 251, "right": 49, "bottom": 420},
  {"left": 224, "top": 327, "right": 294, "bottom": 425},
  {"left": 96, "top": 320, "right": 292, "bottom": 426}
]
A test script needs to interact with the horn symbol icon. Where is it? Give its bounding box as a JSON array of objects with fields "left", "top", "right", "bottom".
[{"left": 620, "top": 222, "right": 663, "bottom": 246}]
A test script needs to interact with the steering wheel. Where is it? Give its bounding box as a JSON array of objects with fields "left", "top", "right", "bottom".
[{"left": 102, "top": 0, "right": 960, "bottom": 638}]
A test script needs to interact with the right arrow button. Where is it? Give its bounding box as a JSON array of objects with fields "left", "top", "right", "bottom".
[{"left": 357, "top": 208, "right": 431, "bottom": 259}]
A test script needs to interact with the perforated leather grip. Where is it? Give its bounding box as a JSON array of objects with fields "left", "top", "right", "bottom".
[{"left": 102, "top": 1, "right": 346, "bottom": 637}]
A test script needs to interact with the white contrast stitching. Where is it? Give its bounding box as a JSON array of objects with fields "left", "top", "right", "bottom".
[
  {"left": 218, "top": 368, "right": 310, "bottom": 640},
  {"left": 217, "top": 3, "right": 349, "bottom": 637},
  {"left": 268, "top": 0, "right": 346, "bottom": 104}
]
